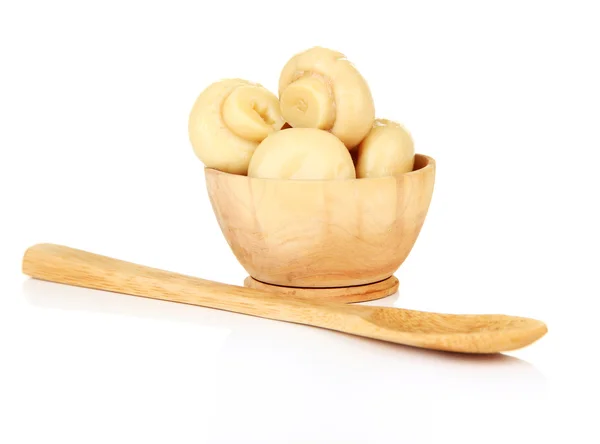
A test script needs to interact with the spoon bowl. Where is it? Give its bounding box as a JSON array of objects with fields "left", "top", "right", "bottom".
[{"left": 353, "top": 307, "right": 548, "bottom": 353}]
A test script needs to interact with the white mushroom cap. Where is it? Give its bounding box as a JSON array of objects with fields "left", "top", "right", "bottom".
[
  {"left": 248, "top": 128, "right": 356, "bottom": 180},
  {"left": 188, "top": 79, "right": 284, "bottom": 175},
  {"left": 279, "top": 47, "right": 375, "bottom": 149},
  {"left": 355, "top": 119, "right": 415, "bottom": 178}
]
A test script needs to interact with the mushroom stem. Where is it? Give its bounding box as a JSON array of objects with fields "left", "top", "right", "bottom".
[
  {"left": 223, "top": 85, "right": 284, "bottom": 143},
  {"left": 279, "top": 75, "right": 335, "bottom": 130}
]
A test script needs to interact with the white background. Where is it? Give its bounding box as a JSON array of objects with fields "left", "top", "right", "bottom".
[{"left": 1, "top": 1, "right": 599, "bottom": 443}]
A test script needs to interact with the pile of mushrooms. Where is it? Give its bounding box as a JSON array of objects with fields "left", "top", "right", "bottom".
[{"left": 188, "top": 47, "right": 415, "bottom": 180}]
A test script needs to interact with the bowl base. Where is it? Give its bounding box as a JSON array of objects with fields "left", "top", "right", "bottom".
[{"left": 243, "top": 276, "right": 399, "bottom": 304}]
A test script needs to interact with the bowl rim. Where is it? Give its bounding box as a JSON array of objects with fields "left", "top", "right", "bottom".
[{"left": 205, "top": 153, "right": 435, "bottom": 183}]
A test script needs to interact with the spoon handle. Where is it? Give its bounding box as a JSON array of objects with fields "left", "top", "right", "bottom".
[{"left": 22, "top": 243, "right": 353, "bottom": 325}]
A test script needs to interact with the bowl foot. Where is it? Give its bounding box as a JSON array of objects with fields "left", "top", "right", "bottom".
[{"left": 243, "top": 276, "right": 399, "bottom": 304}]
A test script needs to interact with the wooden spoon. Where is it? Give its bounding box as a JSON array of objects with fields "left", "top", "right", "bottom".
[{"left": 21, "top": 244, "right": 547, "bottom": 354}]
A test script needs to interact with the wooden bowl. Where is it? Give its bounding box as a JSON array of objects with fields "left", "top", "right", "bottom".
[{"left": 205, "top": 154, "right": 435, "bottom": 293}]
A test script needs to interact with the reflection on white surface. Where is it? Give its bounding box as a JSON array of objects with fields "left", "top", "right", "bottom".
[{"left": 22, "top": 278, "right": 546, "bottom": 444}]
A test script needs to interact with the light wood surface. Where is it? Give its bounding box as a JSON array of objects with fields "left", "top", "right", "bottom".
[
  {"left": 22, "top": 244, "right": 547, "bottom": 354},
  {"left": 206, "top": 153, "right": 436, "bottom": 289},
  {"left": 243, "top": 275, "right": 399, "bottom": 303}
]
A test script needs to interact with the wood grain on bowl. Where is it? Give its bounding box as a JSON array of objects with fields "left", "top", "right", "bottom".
[{"left": 205, "top": 154, "right": 435, "bottom": 288}]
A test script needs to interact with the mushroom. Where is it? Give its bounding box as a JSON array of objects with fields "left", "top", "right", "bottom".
[
  {"left": 278, "top": 47, "right": 375, "bottom": 149},
  {"left": 188, "top": 79, "right": 284, "bottom": 175},
  {"left": 355, "top": 119, "right": 415, "bottom": 178},
  {"left": 248, "top": 128, "right": 356, "bottom": 180}
]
